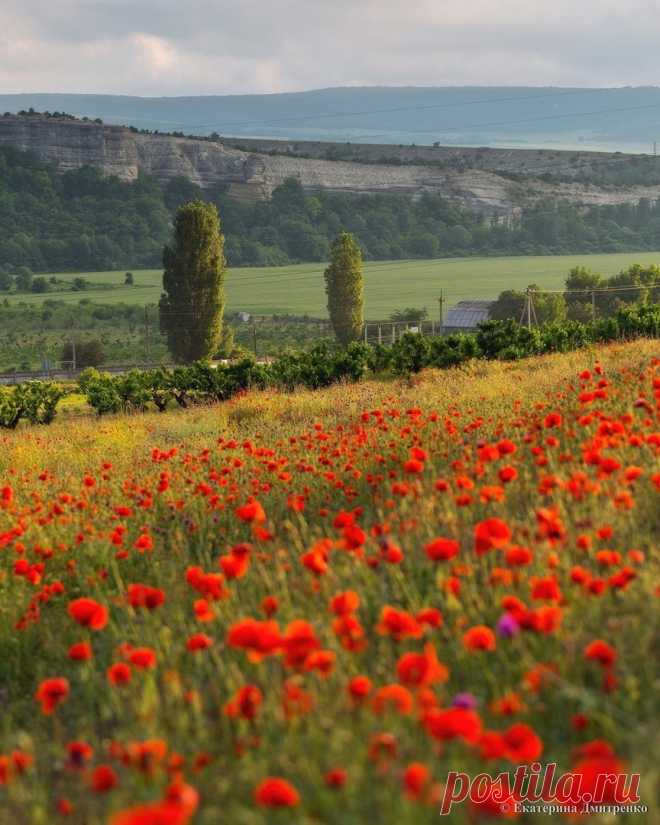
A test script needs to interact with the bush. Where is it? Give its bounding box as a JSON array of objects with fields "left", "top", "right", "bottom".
[
  {"left": 390, "top": 331, "right": 432, "bottom": 375},
  {"left": 0, "top": 382, "right": 62, "bottom": 428},
  {"left": 85, "top": 375, "right": 122, "bottom": 416},
  {"left": 0, "top": 387, "right": 23, "bottom": 428},
  {"left": 78, "top": 367, "right": 101, "bottom": 393}
]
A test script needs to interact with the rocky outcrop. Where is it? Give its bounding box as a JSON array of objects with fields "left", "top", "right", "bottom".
[
  {"left": 0, "top": 116, "right": 139, "bottom": 179},
  {"left": 1, "top": 115, "right": 658, "bottom": 215}
]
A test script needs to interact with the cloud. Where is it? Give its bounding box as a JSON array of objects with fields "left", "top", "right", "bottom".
[{"left": 0, "top": 0, "right": 658, "bottom": 94}]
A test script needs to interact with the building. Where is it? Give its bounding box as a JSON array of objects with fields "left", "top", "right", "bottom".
[{"left": 443, "top": 300, "right": 494, "bottom": 333}]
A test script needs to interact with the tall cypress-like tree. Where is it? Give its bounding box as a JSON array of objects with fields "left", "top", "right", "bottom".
[
  {"left": 324, "top": 232, "right": 364, "bottom": 345},
  {"left": 159, "top": 201, "right": 225, "bottom": 362}
]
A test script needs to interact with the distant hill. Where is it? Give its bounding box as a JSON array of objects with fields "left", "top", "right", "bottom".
[{"left": 2, "top": 86, "right": 660, "bottom": 151}]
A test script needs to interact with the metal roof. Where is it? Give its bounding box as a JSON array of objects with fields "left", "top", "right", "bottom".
[{"left": 444, "top": 300, "right": 494, "bottom": 329}]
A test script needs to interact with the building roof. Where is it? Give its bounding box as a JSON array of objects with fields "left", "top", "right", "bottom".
[{"left": 444, "top": 300, "right": 494, "bottom": 329}]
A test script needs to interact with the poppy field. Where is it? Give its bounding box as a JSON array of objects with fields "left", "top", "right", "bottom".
[{"left": 0, "top": 339, "right": 658, "bottom": 824}]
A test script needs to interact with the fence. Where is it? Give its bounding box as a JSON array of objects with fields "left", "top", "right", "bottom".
[{"left": 363, "top": 320, "right": 444, "bottom": 345}]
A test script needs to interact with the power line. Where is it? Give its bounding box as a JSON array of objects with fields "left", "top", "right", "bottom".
[
  {"left": 531, "top": 283, "right": 658, "bottom": 295},
  {"left": 110, "top": 87, "right": 632, "bottom": 133}
]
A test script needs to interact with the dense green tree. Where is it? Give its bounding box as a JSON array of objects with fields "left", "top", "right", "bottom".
[
  {"left": 14, "top": 266, "right": 33, "bottom": 291},
  {"left": 324, "top": 232, "right": 364, "bottom": 345},
  {"left": 61, "top": 338, "right": 106, "bottom": 367},
  {"left": 0, "top": 269, "right": 12, "bottom": 291},
  {"left": 164, "top": 176, "right": 204, "bottom": 212},
  {"left": 159, "top": 201, "right": 226, "bottom": 363},
  {"left": 390, "top": 307, "right": 428, "bottom": 323},
  {"left": 491, "top": 284, "right": 565, "bottom": 324},
  {"left": 564, "top": 267, "right": 604, "bottom": 321},
  {"left": 31, "top": 276, "right": 50, "bottom": 293}
]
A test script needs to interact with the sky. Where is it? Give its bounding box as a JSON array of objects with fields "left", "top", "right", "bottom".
[{"left": 1, "top": 0, "right": 659, "bottom": 96}]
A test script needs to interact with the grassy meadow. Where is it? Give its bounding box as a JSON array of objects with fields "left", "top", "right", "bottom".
[
  {"left": 0, "top": 339, "right": 658, "bottom": 823},
  {"left": 7, "top": 250, "right": 660, "bottom": 317}
]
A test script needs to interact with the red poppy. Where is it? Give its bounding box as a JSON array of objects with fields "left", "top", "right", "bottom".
[
  {"left": 498, "top": 466, "right": 518, "bottom": 483},
  {"left": 396, "top": 644, "right": 448, "bottom": 688},
  {"left": 416, "top": 607, "right": 443, "bottom": 628},
  {"left": 67, "top": 598, "right": 108, "bottom": 630},
  {"left": 424, "top": 537, "right": 459, "bottom": 562},
  {"left": 376, "top": 606, "right": 423, "bottom": 640},
  {"left": 219, "top": 553, "right": 250, "bottom": 579},
  {"left": 324, "top": 768, "right": 347, "bottom": 788},
  {"left": 371, "top": 684, "right": 414, "bottom": 715},
  {"left": 474, "top": 518, "right": 511, "bottom": 554},
  {"left": 543, "top": 412, "right": 563, "bottom": 428},
  {"left": 66, "top": 741, "right": 93, "bottom": 768},
  {"left": 90, "top": 764, "right": 118, "bottom": 793},
  {"left": 254, "top": 777, "right": 300, "bottom": 807},
  {"left": 505, "top": 546, "right": 533, "bottom": 566},
  {"left": 107, "top": 662, "right": 132, "bottom": 686},
  {"left": 236, "top": 500, "right": 266, "bottom": 523},
  {"left": 304, "top": 649, "right": 335, "bottom": 677},
  {"left": 134, "top": 533, "right": 154, "bottom": 552},
  {"left": 330, "top": 590, "right": 360, "bottom": 615},
  {"left": 186, "top": 633, "right": 213, "bottom": 652},
  {"left": 227, "top": 618, "right": 282, "bottom": 661},
  {"left": 423, "top": 707, "right": 483, "bottom": 743},
  {"left": 110, "top": 802, "right": 189, "bottom": 825},
  {"left": 282, "top": 620, "right": 320, "bottom": 668},
  {"left": 224, "top": 685, "right": 263, "bottom": 720},
  {"left": 68, "top": 641, "right": 93, "bottom": 661},
  {"left": 0, "top": 485, "right": 13, "bottom": 508},
  {"left": 127, "top": 584, "right": 165, "bottom": 610},
  {"left": 501, "top": 723, "right": 543, "bottom": 763},
  {"left": 347, "top": 675, "right": 372, "bottom": 701},
  {"left": 584, "top": 639, "right": 617, "bottom": 668},
  {"left": 186, "top": 567, "right": 228, "bottom": 601},
  {"left": 403, "top": 762, "right": 430, "bottom": 800},
  {"left": 463, "top": 625, "right": 496, "bottom": 651},
  {"left": 128, "top": 648, "right": 157, "bottom": 669},
  {"left": 35, "top": 677, "right": 69, "bottom": 715},
  {"left": 261, "top": 595, "right": 279, "bottom": 617}
]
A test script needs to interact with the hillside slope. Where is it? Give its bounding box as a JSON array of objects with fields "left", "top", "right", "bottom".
[
  {"left": 3, "top": 115, "right": 660, "bottom": 214},
  {"left": 0, "top": 340, "right": 658, "bottom": 822},
  {"left": 3, "top": 86, "right": 660, "bottom": 149}
]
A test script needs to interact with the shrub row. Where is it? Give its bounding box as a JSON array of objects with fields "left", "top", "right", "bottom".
[
  {"left": 79, "top": 302, "right": 660, "bottom": 415},
  {"left": 2, "top": 302, "right": 658, "bottom": 424}
]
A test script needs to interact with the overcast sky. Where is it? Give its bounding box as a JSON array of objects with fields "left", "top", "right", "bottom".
[{"left": 1, "top": 0, "right": 658, "bottom": 96}]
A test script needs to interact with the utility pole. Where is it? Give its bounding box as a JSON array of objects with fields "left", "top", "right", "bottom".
[
  {"left": 252, "top": 321, "right": 258, "bottom": 358},
  {"left": 70, "top": 318, "right": 77, "bottom": 371},
  {"left": 519, "top": 288, "right": 538, "bottom": 329},
  {"left": 144, "top": 306, "right": 150, "bottom": 364},
  {"left": 438, "top": 290, "right": 444, "bottom": 335}
]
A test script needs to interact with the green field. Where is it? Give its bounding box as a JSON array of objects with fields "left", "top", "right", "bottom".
[{"left": 7, "top": 250, "right": 660, "bottom": 318}]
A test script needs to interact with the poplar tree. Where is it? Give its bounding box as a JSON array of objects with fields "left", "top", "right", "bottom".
[
  {"left": 159, "top": 201, "right": 226, "bottom": 362},
  {"left": 324, "top": 232, "right": 364, "bottom": 345}
]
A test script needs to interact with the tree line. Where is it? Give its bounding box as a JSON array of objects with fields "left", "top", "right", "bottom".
[
  {"left": 490, "top": 263, "right": 660, "bottom": 324},
  {"left": 5, "top": 145, "right": 660, "bottom": 276}
]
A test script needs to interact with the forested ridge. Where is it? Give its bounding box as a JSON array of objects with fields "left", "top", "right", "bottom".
[{"left": 4, "top": 144, "right": 660, "bottom": 277}]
